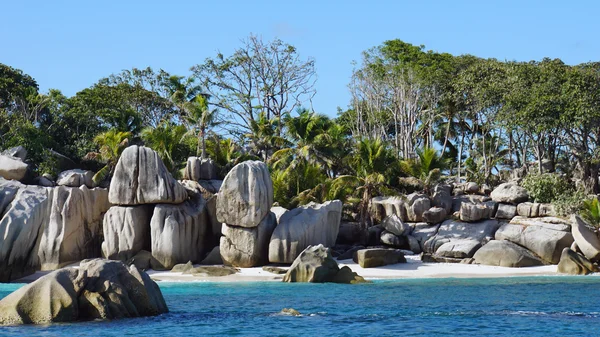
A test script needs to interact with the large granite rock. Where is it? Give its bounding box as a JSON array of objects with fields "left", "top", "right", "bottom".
[
  {"left": 109, "top": 145, "right": 188, "bottom": 205},
  {"left": 495, "top": 203, "right": 517, "bottom": 219},
  {"left": 571, "top": 215, "right": 600, "bottom": 262},
  {"left": 473, "top": 240, "right": 544, "bottom": 267},
  {"left": 283, "top": 244, "right": 367, "bottom": 283},
  {"left": 452, "top": 194, "right": 491, "bottom": 213},
  {"left": 490, "top": 182, "right": 529, "bottom": 204},
  {"left": 370, "top": 196, "right": 406, "bottom": 223},
  {"left": 0, "top": 180, "right": 51, "bottom": 282},
  {"left": 216, "top": 160, "right": 273, "bottom": 228},
  {"left": 0, "top": 259, "right": 167, "bottom": 325},
  {"left": 102, "top": 205, "right": 152, "bottom": 261},
  {"left": 557, "top": 248, "right": 598, "bottom": 275},
  {"left": 405, "top": 193, "right": 431, "bottom": 222},
  {"left": 422, "top": 207, "right": 447, "bottom": 224},
  {"left": 380, "top": 214, "right": 410, "bottom": 236},
  {"left": 56, "top": 169, "right": 95, "bottom": 188},
  {"left": 184, "top": 157, "right": 218, "bottom": 181},
  {"left": 431, "top": 184, "right": 453, "bottom": 214},
  {"left": 38, "top": 186, "right": 110, "bottom": 270},
  {"left": 150, "top": 192, "right": 209, "bottom": 269},
  {"left": 180, "top": 180, "right": 220, "bottom": 244},
  {"left": 516, "top": 202, "right": 555, "bottom": 217},
  {"left": 269, "top": 200, "right": 342, "bottom": 264},
  {"left": 1, "top": 146, "right": 27, "bottom": 160},
  {"left": 423, "top": 219, "right": 500, "bottom": 258},
  {"left": 220, "top": 212, "right": 277, "bottom": 267},
  {"left": 0, "top": 155, "right": 28, "bottom": 181},
  {"left": 353, "top": 248, "right": 406, "bottom": 268},
  {"left": 436, "top": 240, "right": 481, "bottom": 258},
  {"left": 495, "top": 218, "right": 574, "bottom": 264},
  {"left": 459, "top": 202, "right": 496, "bottom": 222},
  {"left": 380, "top": 230, "right": 406, "bottom": 248}
]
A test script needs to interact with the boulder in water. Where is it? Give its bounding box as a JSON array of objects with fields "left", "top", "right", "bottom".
[
  {"left": 557, "top": 248, "right": 599, "bottom": 275},
  {"left": 283, "top": 244, "right": 367, "bottom": 283}
]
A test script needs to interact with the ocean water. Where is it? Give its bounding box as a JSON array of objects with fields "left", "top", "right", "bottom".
[{"left": 0, "top": 277, "right": 599, "bottom": 336}]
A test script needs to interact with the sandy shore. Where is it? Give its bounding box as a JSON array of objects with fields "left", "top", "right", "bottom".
[
  {"left": 15, "top": 254, "right": 597, "bottom": 284},
  {"left": 146, "top": 254, "right": 570, "bottom": 283}
]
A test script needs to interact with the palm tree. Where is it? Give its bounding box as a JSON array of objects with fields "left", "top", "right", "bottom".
[
  {"left": 164, "top": 75, "right": 202, "bottom": 120},
  {"left": 141, "top": 121, "right": 187, "bottom": 173},
  {"left": 183, "top": 94, "right": 219, "bottom": 159},
  {"left": 85, "top": 129, "right": 131, "bottom": 184},
  {"left": 246, "top": 111, "right": 286, "bottom": 162},
  {"left": 399, "top": 147, "right": 447, "bottom": 191}
]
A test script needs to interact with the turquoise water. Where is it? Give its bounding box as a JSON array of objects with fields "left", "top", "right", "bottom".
[{"left": 0, "top": 277, "right": 599, "bottom": 336}]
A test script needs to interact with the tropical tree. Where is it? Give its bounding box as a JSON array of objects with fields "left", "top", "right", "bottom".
[
  {"left": 399, "top": 147, "right": 447, "bottom": 191},
  {"left": 183, "top": 94, "right": 219, "bottom": 158},
  {"left": 85, "top": 129, "right": 131, "bottom": 184},
  {"left": 141, "top": 121, "right": 188, "bottom": 173}
]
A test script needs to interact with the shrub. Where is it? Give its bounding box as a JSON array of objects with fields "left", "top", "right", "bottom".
[
  {"left": 521, "top": 173, "right": 572, "bottom": 203},
  {"left": 553, "top": 188, "right": 587, "bottom": 217},
  {"left": 580, "top": 197, "right": 600, "bottom": 228}
]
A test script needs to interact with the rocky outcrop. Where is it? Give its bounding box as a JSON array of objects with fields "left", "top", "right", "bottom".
[
  {"left": 108, "top": 145, "right": 188, "bottom": 205},
  {"left": 431, "top": 184, "right": 453, "bottom": 214},
  {"left": 184, "top": 157, "right": 218, "bottom": 181},
  {"left": 0, "top": 155, "right": 28, "bottom": 181},
  {"left": 436, "top": 240, "right": 481, "bottom": 258},
  {"left": 495, "top": 203, "right": 517, "bottom": 219},
  {"left": 405, "top": 193, "right": 430, "bottom": 222},
  {"left": 282, "top": 244, "right": 367, "bottom": 283},
  {"left": 571, "top": 215, "right": 600, "bottom": 262},
  {"left": 473, "top": 240, "right": 544, "bottom": 267},
  {"left": 370, "top": 196, "right": 405, "bottom": 223},
  {"left": 269, "top": 200, "right": 342, "bottom": 264},
  {"left": 150, "top": 192, "right": 209, "bottom": 269},
  {"left": 495, "top": 218, "right": 573, "bottom": 264},
  {"left": 410, "top": 222, "right": 440, "bottom": 253},
  {"left": 490, "top": 182, "right": 529, "bottom": 204},
  {"left": 38, "top": 186, "right": 110, "bottom": 270},
  {"left": 422, "top": 207, "right": 447, "bottom": 224},
  {"left": 557, "top": 248, "right": 598, "bottom": 275},
  {"left": 0, "top": 180, "right": 52, "bottom": 282},
  {"left": 380, "top": 214, "right": 410, "bottom": 236},
  {"left": 180, "top": 180, "right": 220, "bottom": 245},
  {"left": 353, "top": 248, "right": 406, "bottom": 268},
  {"left": 56, "top": 169, "right": 95, "bottom": 188},
  {"left": 216, "top": 161, "right": 273, "bottom": 228},
  {"left": 423, "top": 219, "right": 500, "bottom": 258},
  {"left": 102, "top": 206, "right": 152, "bottom": 262},
  {"left": 452, "top": 194, "right": 491, "bottom": 212},
  {"left": 516, "top": 202, "right": 555, "bottom": 217},
  {"left": 459, "top": 201, "right": 496, "bottom": 222},
  {"left": 0, "top": 259, "right": 168, "bottom": 325},
  {"left": 220, "top": 212, "right": 277, "bottom": 267}
]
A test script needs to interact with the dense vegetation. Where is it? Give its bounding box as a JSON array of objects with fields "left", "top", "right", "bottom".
[{"left": 2, "top": 35, "right": 599, "bottom": 218}]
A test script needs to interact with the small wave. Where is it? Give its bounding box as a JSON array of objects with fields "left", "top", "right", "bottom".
[{"left": 508, "top": 310, "right": 600, "bottom": 318}]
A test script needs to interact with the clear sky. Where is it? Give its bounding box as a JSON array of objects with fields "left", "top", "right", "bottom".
[{"left": 2, "top": 0, "right": 599, "bottom": 117}]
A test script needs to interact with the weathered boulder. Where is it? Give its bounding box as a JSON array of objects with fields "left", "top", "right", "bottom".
[
  {"left": 150, "top": 192, "right": 209, "bottom": 269},
  {"left": 184, "top": 157, "right": 218, "bottom": 181},
  {"left": 56, "top": 169, "right": 95, "bottom": 188},
  {"left": 422, "top": 207, "right": 447, "bottom": 224},
  {"left": 353, "top": 248, "right": 406, "bottom": 268},
  {"left": 0, "top": 259, "right": 167, "bottom": 325},
  {"left": 452, "top": 194, "right": 491, "bottom": 212},
  {"left": 180, "top": 180, "right": 220, "bottom": 243},
  {"left": 490, "top": 182, "right": 529, "bottom": 204},
  {"left": 216, "top": 160, "right": 273, "bottom": 228},
  {"left": 495, "top": 218, "right": 573, "bottom": 264},
  {"left": 460, "top": 201, "right": 496, "bottom": 222},
  {"left": 221, "top": 212, "right": 277, "bottom": 267},
  {"left": 0, "top": 155, "right": 28, "bottom": 181},
  {"left": 557, "top": 247, "right": 598, "bottom": 275},
  {"left": 0, "top": 180, "right": 51, "bottom": 282},
  {"left": 370, "top": 196, "right": 406, "bottom": 223},
  {"left": 473, "top": 240, "right": 544, "bottom": 267},
  {"left": 109, "top": 145, "right": 188, "bottom": 205},
  {"left": 269, "top": 200, "right": 342, "bottom": 264},
  {"left": 431, "top": 184, "right": 453, "bottom": 214},
  {"left": 102, "top": 205, "right": 152, "bottom": 261},
  {"left": 405, "top": 193, "right": 430, "bottom": 222},
  {"left": 571, "top": 215, "right": 600, "bottom": 262},
  {"left": 380, "top": 214, "right": 410, "bottom": 236},
  {"left": 495, "top": 203, "right": 517, "bottom": 219},
  {"left": 423, "top": 219, "right": 500, "bottom": 258},
  {"left": 517, "top": 202, "right": 555, "bottom": 217},
  {"left": 283, "top": 244, "right": 366, "bottom": 283},
  {"left": 38, "top": 186, "right": 110, "bottom": 270},
  {"left": 1, "top": 146, "right": 27, "bottom": 160},
  {"left": 380, "top": 230, "right": 406, "bottom": 248},
  {"left": 465, "top": 182, "right": 479, "bottom": 194},
  {"left": 436, "top": 239, "right": 481, "bottom": 258}
]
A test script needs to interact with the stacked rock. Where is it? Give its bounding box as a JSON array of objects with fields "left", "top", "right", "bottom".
[{"left": 217, "top": 161, "right": 275, "bottom": 267}]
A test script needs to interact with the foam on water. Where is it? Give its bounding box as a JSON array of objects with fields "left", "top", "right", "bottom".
[{"left": 0, "top": 276, "right": 599, "bottom": 336}]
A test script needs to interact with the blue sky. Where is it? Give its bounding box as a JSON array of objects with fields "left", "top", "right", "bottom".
[{"left": 2, "top": 0, "right": 598, "bottom": 117}]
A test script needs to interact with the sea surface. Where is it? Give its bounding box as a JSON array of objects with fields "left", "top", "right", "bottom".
[{"left": 0, "top": 276, "right": 599, "bottom": 336}]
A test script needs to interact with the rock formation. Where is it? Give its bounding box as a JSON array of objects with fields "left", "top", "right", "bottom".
[
  {"left": 102, "top": 205, "right": 153, "bottom": 261},
  {"left": 282, "top": 244, "right": 367, "bottom": 283},
  {"left": 353, "top": 248, "right": 406, "bottom": 268},
  {"left": 473, "top": 240, "right": 544, "bottom": 267},
  {"left": 490, "top": 182, "right": 529, "bottom": 204},
  {"left": 220, "top": 212, "right": 276, "bottom": 267}
]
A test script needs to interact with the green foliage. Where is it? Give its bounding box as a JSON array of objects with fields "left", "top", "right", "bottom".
[
  {"left": 521, "top": 173, "right": 572, "bottom": 203},
  {"left": 553, "top": 188, "right": 587, "bottom": 217},
  {"left": 141, "top": 121, "right": 189, "bottom": 174},
  {"left": 86, "top": 129, "right": 131, "bottom": 184},
  {"left": 399, "top": 147, "right": 447, "bottom": 190},
  {"left": 580, "top": 197, "right": 600, "bottom": 228}
]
